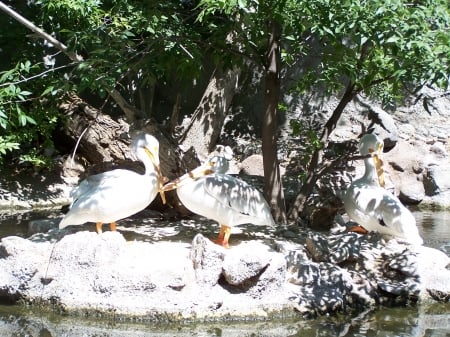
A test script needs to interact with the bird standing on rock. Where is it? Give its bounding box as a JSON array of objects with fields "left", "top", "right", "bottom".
[
  {"left": 162, "top": 156, "right": 275, "bottom": 248},
  {"left": 343, "top": 133, "right": 423, "bottom": 245},
  {"left": 59, "top": 133, "right": 166, "bottom": 234}
]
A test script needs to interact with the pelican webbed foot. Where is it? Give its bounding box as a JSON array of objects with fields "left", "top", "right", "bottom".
[
  {"left": 213, "top": 224, "right": 231, "bottom": 248},
  {"left": 348, "top": 225, "right": 369, "bottom": 234}
]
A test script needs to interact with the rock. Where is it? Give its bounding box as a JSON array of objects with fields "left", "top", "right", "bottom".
[
  {"left": 285, "top": 231, "right": 450, "bottom": 314},
  {"left": 423, "top": 165, "right": 450, "bottom": 196},
  {"left": 222, "top": 241, "right": 272, "bottom": 285},
  {"left": 0, "top": 221, "right": 449, "bottom": 321},
  {"left": 415, "top": 245, "right": 450, "bottom": 301},
  {"left": 365, "top": 105, "right": 399, "bottom": 150},
  {"left": 239, "top": 154, "right": 286, "bottom": 176},
  {"left": 398, "top": 174, "right": 425, "bottom": 205},
  {"left": 190, "top": 233, "right": 225, "bottom": 287},
  {"left": 222, "top": 241, "right": 286, "bottom": 298},
  {"left": 239, "top": 154, "right": 264, "bottom": 176}
]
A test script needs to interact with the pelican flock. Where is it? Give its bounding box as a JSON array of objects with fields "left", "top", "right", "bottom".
[
  {"left": 59, "top": 133, "right": 165, "bottom": 233},
  {"left": 162, "top": 156, "right": 275, "bottom": 248},
  {"left": 343, "top": 133, "right": 423, "bottom": 245}
]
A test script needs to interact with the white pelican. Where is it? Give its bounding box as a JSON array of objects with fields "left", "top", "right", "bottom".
[
  {"left": 343, "top": 134, "right": 423, "bottom": 245},
  {"left": 59, "top": 133, "right": 165, "bottom": 233},
  {"left": 162, "top": 156, "right": 275, "bottom": 248}
]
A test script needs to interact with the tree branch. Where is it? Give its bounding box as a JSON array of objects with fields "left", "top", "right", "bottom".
[
  {"left": 0, "top": 1, "right": 83, "bottom": 62},
  {"left": 0, "top": 1, "right": 138, "bottom": 122},
  {"left": 0, "top": 63, "right": 75, "bottom": 88}
]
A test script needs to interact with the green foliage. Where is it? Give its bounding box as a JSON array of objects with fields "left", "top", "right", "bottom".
[
  {"left": 1, "top": 0, "right": 449, "bottom": 170},
  {"left": 35, "top": 0, "right": 205, "bottom": 94},
  {"left": 196, "top": 0, "right": 306, "bottom": 69},
  {"left": 19, "top": 150, "right": 53, "bottom": 168},
  {"left": 0, "top": 59, "right": 62, "bottom": 165},
  {"left": 295, "top": 0, "right": 450, "bottom": 105},
  {"left": 198, "top": 0, "right": 449, "bottom": 105},
  {"left": 0, "top": 136, "right": 20, "bottom": 157},
  {"left": 0, "top": 0, "right": 207, "bottom": 166},
  {"left": 290, "top": 119, "right": 322, "bottom": 167}
]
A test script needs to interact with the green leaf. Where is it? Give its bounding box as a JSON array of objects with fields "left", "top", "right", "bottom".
[{"left": 386, "top": 35, "right": 400, "bottom": 44}]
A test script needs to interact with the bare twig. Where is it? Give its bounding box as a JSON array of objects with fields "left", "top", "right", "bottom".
[{"left": 0, "top": 63, "right": 75, "bottom": 87}]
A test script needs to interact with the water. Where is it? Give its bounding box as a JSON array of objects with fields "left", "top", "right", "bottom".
[
  {"left": 0, "top": 210, "right": 449, "bottom": 336},
  {"left": 413, "top": 210, "right": 450, "bottom": 256}
]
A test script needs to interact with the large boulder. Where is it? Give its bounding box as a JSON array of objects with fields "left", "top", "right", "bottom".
[{"left": 0, "top": 226, "right": 449, "bottom": 321}]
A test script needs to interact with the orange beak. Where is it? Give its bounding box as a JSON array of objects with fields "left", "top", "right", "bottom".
[{"left": 161, "top": 164, "right": 215, "bottom": 192}]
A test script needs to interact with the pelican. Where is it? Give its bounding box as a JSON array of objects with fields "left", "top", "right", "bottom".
[
  {"left": 59, "top": 133, "right": 165, "bottom": 233},
  {"left": 343, "top": 133, "right": 423, "bottom": 245},
  {"left": 162, "top": 156, "right": 275, "bottom": 248}
]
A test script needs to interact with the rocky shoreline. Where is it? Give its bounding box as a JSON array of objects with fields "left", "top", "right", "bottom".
[{"left": 0, "top": 213, "right": 449, "bottom": 322}]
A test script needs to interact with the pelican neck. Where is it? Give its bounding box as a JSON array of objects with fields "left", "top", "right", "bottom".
[{"left": 362, "top": 156, "right": 381, "bottom": 186}]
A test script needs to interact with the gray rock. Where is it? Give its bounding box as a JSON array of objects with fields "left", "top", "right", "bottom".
[
  {"left": 423, "top": 165, "right": 450, "bottom": 196},
  {"left": 190, "top": 233, "right": 225, "bottom": 287},
  {"left": 222, "top": 241, "right": 272, "bottom": 285},
  {"left": 366, "top": 105, "right": 399, "bottom": 150},
  {"left": 239, "top": 154, "right": 264, "bottom": 176},
  {"left": 398, "top": 174, "right": 425, "bottom": 204},
  {"left": 0, "top": 223, "right": 449, "bottom": 321},
  {"left": 285, "top": 231, "right": 449, "bottom": 313}
]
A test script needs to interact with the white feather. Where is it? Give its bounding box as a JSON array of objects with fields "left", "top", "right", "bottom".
[
  {"left": 59, "top": 134, "right": 161, "bottom": 230},
  {"left": 173, "top": 156, "right": 275, "bottom": 228},
  {"left": 343, "top": 134, "right": 423, "bottom": 245}
]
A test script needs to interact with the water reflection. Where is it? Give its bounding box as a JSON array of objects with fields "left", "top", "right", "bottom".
[
  {"left": 0, "top": 304, "right": 449, "bottom": 337},
  {"left": 0, "top": 210, "right": 60, "bottom": 239},
  {"left": 413, "top": 210, "right": 450, "bottom": 256}
]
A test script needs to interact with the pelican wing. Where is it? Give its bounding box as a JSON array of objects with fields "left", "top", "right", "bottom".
[
  {"left": 70, "top": 169, "right": 139, "bottom": 201},
  {"left": 202, "top": 174, "right": 268, "bottom": 218},
  {"left": 344, "top": 183, "right": 422, "bottom": 243}
]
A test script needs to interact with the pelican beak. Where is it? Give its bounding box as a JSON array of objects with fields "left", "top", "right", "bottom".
[
  {"left": 144, "top": 146, "right": 167, "bottom": 204},
  {"left": 161, "top": 163, "right": 214, "bottom": 192},
  {"left": 372, "top": 143, "right": 385, "bottom": 188}
]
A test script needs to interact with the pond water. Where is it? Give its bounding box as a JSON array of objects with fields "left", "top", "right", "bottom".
[{"left": 0, "top": 210, "right": 449, "bottom": 336}]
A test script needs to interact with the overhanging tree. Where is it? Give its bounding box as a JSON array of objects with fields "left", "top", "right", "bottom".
[
  {"left": 0, "top": 0, "right": 205, "bottom": 165},
  {"left": 1, "top": 0, "right": 449, "bottom": 223},
  {"left": 197, "top": 0, "right": 450, "bottom": 223}
]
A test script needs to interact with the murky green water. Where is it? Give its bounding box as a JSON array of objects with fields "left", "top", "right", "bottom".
[
  {"left": 0, "top": 303, "right": 448, "bottom": 336},
  {"left": 0, "top": 210, "right": 449, "bottom": 336}
]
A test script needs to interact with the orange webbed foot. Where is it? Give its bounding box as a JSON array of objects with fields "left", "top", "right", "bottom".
[
  {"left": 212, "top": 238, "right": 230, "bottom": 249},
  {"left": 348, "top": 225, "right": 369, "bottom": 234}
]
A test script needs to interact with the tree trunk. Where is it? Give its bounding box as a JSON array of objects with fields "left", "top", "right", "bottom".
[
  {"left": 60, "top": 93, "right": 183, "bottom": 181},
  {"left": 179, "top": 66, "right": 240, "bottom": 161},
  {"left": 262, "top": 20, "right": 287, "bottom": 224},
  {"left": 287, "top": 82, "right": 356, "bottom": 220}
]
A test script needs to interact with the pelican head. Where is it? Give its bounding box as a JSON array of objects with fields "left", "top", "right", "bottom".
[
  {"left": 132, "top": 133, "right": 166, "bottom": 203},
  {"left": 359, "top": 133, "right": 385, "bottom": 187},
  {"left": 162, "top": 156, "right": 229, "bottom": 192}
]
